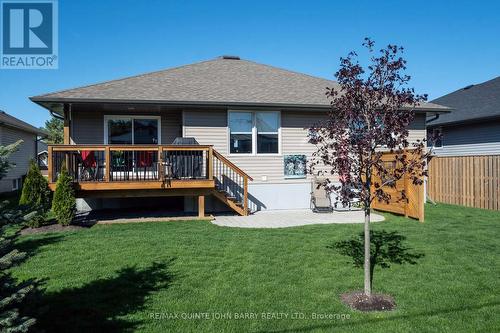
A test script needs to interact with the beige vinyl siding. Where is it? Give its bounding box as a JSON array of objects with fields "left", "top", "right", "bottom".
[
  {"left": 408, "top": 113, "right": 427, "bottom": 145},
  {"left": 183, "top": 110, "right": 227, "bottom": 152},
  {"left": 71, "top": 110, "right": 182, "bottom": 144},
  {"left": 0, "top": 126, "right": 36, "bottom": 192},
  {"left": 183, "top": 110, "right": 327, "bottom": 184},
  {"left": 184, "top": 110, "right": 427, "bottom": 184}
]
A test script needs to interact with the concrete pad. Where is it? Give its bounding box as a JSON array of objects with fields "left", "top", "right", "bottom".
[{"left": 212, "top": 209, "right": 385, "bottom": 228}]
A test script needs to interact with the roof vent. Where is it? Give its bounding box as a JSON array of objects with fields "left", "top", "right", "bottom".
[
  {"left": 221, "top": 55, "right": 240, "bottom": 60},
  {"left": 463, "top": 84, "right": 474, "bottom": 90}
]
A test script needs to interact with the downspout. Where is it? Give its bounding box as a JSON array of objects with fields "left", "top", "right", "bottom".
[
  {"left": 50, "top": 110, "right": 64, "bottom": 120},
  {"left": 426, "top": 113, "right": 440, "bottom": 124}
]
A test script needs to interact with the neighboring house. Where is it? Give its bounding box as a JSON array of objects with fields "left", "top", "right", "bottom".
[
  {"left": 37, "top": 140, "right": 49, "bottom": 175},
  {"left": 427, "top": 76, "right": 500, "bottom": 156},
  {"left": 426, "top": 76, "right": 500, "bottom": 211},
  {"left": 30, "top": 56, "right": 448, "bottom": 215},
  {"left": 0, "top": 111, "right": 47, "bottom": 192}
]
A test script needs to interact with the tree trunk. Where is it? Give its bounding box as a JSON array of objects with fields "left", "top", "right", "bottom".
[{"left": 364, "top": 207, "right": 371, "bottom": 296}]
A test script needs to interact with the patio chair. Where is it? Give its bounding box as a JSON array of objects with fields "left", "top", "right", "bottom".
[
  {"left": 136, "top": 151, "right": 155, "bottom": 180},
  {"left": 310, "top": 178, "right": 333, "bottom": 213},
  {"left": 79, "top": 150, "right": 98, "bottom": 181}
]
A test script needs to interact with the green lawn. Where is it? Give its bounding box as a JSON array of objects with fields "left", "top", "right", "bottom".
[{"left": 12, "top": 204, "right": 500, "bottom": 333}]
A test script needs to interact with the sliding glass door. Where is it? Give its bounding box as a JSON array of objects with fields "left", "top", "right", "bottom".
[{"left": 105, "top": 116, "right": 160, "bottom": 144}]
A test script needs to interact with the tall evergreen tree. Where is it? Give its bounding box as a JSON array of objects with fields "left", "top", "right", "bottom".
[
  {"left": 51, "top": 166, "right": 76, "bottom": 226},
  {"left": 42, "top": 117, "right": 63, "bottom": 144},
  {"left": 19, "top": 160, "right": 51, "bottom": 211},
  {"left": 0, "top": 144, "right": 36, "bottom": 332}
]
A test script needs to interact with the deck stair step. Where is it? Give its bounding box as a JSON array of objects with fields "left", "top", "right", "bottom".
[{"left": 211, "top": 189, "right": 248, "bottom": 216}]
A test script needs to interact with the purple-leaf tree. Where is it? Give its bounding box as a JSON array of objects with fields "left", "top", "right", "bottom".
[{"left": 308, "top": 38, "right": 433, "bottom": 296}]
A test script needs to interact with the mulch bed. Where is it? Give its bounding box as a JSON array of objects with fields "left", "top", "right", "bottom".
[
  {"left": 20, "top": 224, "right": 87, "bottom": 235},
  {"left": 341, "top": 291, "right": 396, "bottom": 311}
]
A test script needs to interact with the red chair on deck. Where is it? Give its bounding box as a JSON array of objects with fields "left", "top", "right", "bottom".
[
  {"left": 136, "top": 151, "right": 155, "bottom": 180},
  {"left": 80, "top": 150, "right": 98, "bottom": 180}
]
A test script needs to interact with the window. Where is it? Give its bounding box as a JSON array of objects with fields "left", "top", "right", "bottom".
[
  {"left": 427, "top": 127, "right": 442, "bottom": 148},
  {"left": 12, "top": 178, "right": 20, "bottom": 191},
  {"left": 134, "top": 119, "right": 159, "bottom": 144},
  {"left": 229, "top": 112, "right": 253, "bottom": 153},
  {"left": 228, "top": 111, "right": 280, "bottom": 154},
  {"left": 256, "top": 112, "right": 279, "bottom": 153},
  {"left": 105, "top": 116, "right": 160, "bottom": 144}
]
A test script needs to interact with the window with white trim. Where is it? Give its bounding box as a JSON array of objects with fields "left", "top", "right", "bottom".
[
  {"left": 104, "top": 116, "right": 160, "bottom": 144},
  {"left": 256, "top": 112, "right": 279, "bottom": 153},
  {"left": 229, "top": 112, "right": 253, "bottom": 153},
  {"left": 12, "top": 178, "right": 21, "bottom": 191},
  {"left": 228, "top": 111, "right": 280, "bottom": 154}
]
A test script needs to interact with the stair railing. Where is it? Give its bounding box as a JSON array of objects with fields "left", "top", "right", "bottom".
[{"left": 211, "top": 148, "right": 253, "bottom": 215}]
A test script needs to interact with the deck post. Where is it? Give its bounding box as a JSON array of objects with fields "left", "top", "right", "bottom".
[
  {"left": 198, "top": 195, "right": 205, "bottom": 218},
  {"left": 105, "top": 146, "right": 111, "bottom": 182},
  {"left": 208, "top": 147, "right": 213, "bottom": 180},
  {"left": 158, "top": 146, "right": 163, "bottom": 181},
  {"left": 63, "top": 104, "right": 71, "bottom": 144},
  {"left": 243, "top": 176, "right": 248, "bottom": 215}
]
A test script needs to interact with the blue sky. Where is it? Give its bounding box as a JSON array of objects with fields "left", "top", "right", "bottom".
[{"left": 1, "top": 0, "right": 499, "bottom": 128}]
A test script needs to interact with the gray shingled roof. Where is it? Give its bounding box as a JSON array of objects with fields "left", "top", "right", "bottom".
[
  {"left": 0, "top": 111, "right": 47, "bottom": 136},
  {"left": 32, "top": 57, "right": 447, "bottom": 110},
  {"left": 428, "top": 76, "right": 500, "bottom": 126}
]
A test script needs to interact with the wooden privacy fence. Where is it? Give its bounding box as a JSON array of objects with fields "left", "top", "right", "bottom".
[
  {"left": 371, "top": 151, "right": 425, "bottom": 222},
  {"left": 428, "top": 155, "right": 500, "bottom": 210}
]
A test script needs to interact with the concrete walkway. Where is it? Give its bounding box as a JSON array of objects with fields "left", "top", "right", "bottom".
[{"left": 212, "top": 209, "right": 384, "bottom": 228}]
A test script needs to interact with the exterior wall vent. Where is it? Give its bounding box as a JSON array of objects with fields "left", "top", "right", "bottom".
[{"left": 221, "top": 55, "right": 240, "bottom": 60}]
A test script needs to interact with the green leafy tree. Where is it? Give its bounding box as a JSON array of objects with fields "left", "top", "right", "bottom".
[
  {"left": 19, "top": 160, "right": 51, "bottom": 211},
  {"left": 42, "top": 117, "right": 63, "bottom": 144},
  {"left": 0, "top": 140, "right": 23, "bottom": 180},
  {"left": 0, "top": 143, "right": 36, "bottom": 332},
  {"left": 51, "top": 166, "right": 76, "bottom": 226}
]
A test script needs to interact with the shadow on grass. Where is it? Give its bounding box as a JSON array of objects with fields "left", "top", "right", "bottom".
[
  {"left": 16, "top": 234, "right": 65, "bottom": 259},
  {"left": 255, "top": 301, "right": 500, "bottom": 333},
  {"left": 27, "top": 259, "right": 176, "bottom": 333},
  {"left": 327, "top": 230, "right": 424, "bottom": 288}
]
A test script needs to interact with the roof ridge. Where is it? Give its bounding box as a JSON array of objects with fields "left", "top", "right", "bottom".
[
  {"left": 432, "top": 75, "right": 500, "bottom": 102},
  {"left": 241, "top": 58, "right": 337, "bottom": 85},
  {"left": 31, "top": 58, "right": 221, "bottom": 99}
]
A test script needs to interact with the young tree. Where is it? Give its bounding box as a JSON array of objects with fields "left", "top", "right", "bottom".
[
  {"left": 51, "top": 166, "right": 76, "bottom": 226},
  {"left": 42, "top": 117, "right": 63, "bottom": 144},
  {"left": 309, "top": 39, "right": 431, "bottom": 297},
  {"left": 19, "top": 160, "right": 51, "bottom": 211}
]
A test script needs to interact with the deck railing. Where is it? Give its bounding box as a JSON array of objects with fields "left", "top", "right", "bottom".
[
  {"left": 48, "top": 145, "right": 213, "bottom": 183},
  {"left": 48, "top": 144, "right": 253, "bottom": 214}
]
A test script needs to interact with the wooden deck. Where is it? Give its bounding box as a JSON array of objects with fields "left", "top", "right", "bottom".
[{"left": 48, "top": 144, "right": 253, "bottom": 216}]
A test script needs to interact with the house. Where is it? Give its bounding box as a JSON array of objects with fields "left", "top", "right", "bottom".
[
  {"left": 30, "top": 56, "right": 448, "bottom": 216},
  {"left": 426, "top": 76, "right": 500, "bottom": 211},
  {"left": 37, "top": 140, "right": 49, "bottom": 175},
  {"left": 427, "top": 76, "right": 500, "bottom": 156},
  {"left": 0, "top": 111, "right": 47, "bottom": 192}
]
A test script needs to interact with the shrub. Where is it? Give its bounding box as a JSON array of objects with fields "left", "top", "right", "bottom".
[
  {"left": 23, "top": 208, "right": 47, "bottom": 228},
  {"left": 51, "top": 166, "right": 76, "bottom": 226},
  {"left": 19, "top": 160, "right": 51, "bottom": 211}
]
